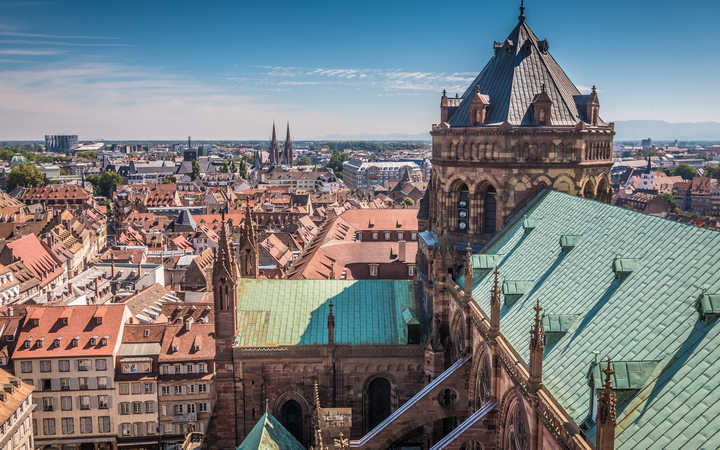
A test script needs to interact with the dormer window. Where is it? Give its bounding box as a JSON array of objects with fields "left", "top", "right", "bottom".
[
  {"left": 532, "top": 84, "right": 553, "bottom": 126},
  {"left": 58, "top": 317, "right": 68, "bottom": 327},
  {"left": 94, "top": 316, "right": 102, "bottom": 326},
  {"left": 70, "top": 336, "right": 79, "bottom": 348},
  {"left": 144, "top": 329, "right": 149, "bottom": 337},
  {"left": 28, "top": 318, "right": 38, "bottom": 328},
  {"left": 100, "top": 336, "right": 108, "bottom": 346},
  {"left": 170, "top": 345, "right": 178, "bottom": 353},
  {"left": 469, "top": 87, "right": 490, "bottom": 126},
  {"left": 22, "top": 339, "right": 31, "bottom": 349}
]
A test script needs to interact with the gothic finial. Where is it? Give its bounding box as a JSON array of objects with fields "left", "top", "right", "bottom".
[
  {"left": 603, "top": 357, "right": 615, "bottom": 389},
  {"left": 490, "top": 266, "right": 502, "bottom": 338},
  {"left": 597, "top": 357, "right": 617, "bottom": 449},
  {"left": 529, "top": 298, "right": 544, "bottom": 393},
  {"left": 442, "top": 89, "right": 447, "bottom": 97},
  {"left": 519, "top": 0, "right": 526, "bottom": 23},
  {"left": 464, "top": 243, "right": 473, "bottom": 297},
  {"left": 265, "top": 398, "right": 269, "bottom": 414},
  {"left": 592, "top": 85, "right": 597, "bottom": 94},
  {"left": 541, "top": 82, "right": 546, "bottom": 93},
  {"left": 327, "top": 300, "right": 335, "bottom": 346}
]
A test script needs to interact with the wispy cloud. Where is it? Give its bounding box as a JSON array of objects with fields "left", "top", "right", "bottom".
[
  {"left": 0, "top": 31, "right": 119, "bottom": 40},
  {"left": 252, "top": 65, "right": 474, "bottom": 92},
  {"left": 0, "top": 39, "right": 130, "bottom": 47},
  {"left": 0, "top": 49, "right": 63, "bottom": 55}
]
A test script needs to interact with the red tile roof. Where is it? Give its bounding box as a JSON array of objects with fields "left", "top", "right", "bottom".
[
  {"left": 5, "top": 234, "right": 63, "bottom": 287},
  {"left": 14, "top": 304, "right": 128, "bottom": 358},
  {"left": 158, "top": 323, "right": 215, "bottom": 362}
]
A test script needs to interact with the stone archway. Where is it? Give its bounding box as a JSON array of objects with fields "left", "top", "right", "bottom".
[
  {"left": 469, "top": 349, "right": 492, "bottom": 409},
  {"left": 552, "top": 175, "right": 576, "bottom": 195},
  {"left": 280, "top": 400, "right": 304, "bottom": 443},
  {"left": 582, "top": 178, "right": 596, "bottom": 199},
  {"left": 367, "top": 377, "right": 393, "bottom": 430},
  {"left": 596, "top": 175, "right": 612, "bottom": 203},
  {"left": 450, "top": 310, "right": 467, "bottom": 361}
]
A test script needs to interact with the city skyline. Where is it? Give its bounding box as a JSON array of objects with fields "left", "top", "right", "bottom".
[{"left": 0, "top": 0, "right": 718, "bottom": 139}]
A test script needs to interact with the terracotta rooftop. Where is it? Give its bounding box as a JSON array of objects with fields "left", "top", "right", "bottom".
[
  {"left": 0, "top": 367, "right": 32, "bottom": 425},
  {"left": 4, "top": 234, "right": 63, "bottom": 288},
  {"left": 158, "top": 322, "right": 215, "bottom": 362},
  {"left": 14, "top": 304, "right": 127, "bottom": 358}
]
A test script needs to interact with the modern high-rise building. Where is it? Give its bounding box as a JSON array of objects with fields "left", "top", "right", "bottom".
[{"left": 44, "top": 135, "right": 79, "bottom": 154}]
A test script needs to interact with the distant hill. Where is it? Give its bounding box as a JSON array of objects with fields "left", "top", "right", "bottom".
[{"left": 613, "top": 121, "right": 720, "bottom": 141}]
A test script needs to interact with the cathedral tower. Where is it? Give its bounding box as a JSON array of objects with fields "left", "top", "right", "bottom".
[
  {"left": 418, "top": 3, "right": 614, "bottom": 247},
  {"left": 238, "top": 203, "right": 259, "bottom": 278},
  {"left": 269, "top": 122, "right": 280, "bottom": 166},
  {"left": 284, "top": 123, "right": 293, "bottom": 166}
]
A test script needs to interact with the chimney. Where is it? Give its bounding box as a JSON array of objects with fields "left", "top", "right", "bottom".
[
  {"left": 7, "top": 307, "right": 12, "bottom": 317},
  {"left": 110, "top": 258, "right": 115, "bottom": 278},
  {"left": 94, "top": 278, "right": 100, "bottom": 300},
  {"left": 137, "top": 261, "right": 142, "bottom": 278},
  {"left": 398, "top": 241, "right": 407, "bottom": 262},
  {"left": 327, "top": 301, "right": 335, "bottom": 346},
  {"left": 184, "top": 317, "right": 193, "bottom": 332}
]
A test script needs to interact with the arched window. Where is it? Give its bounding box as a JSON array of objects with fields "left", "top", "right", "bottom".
[
  {"left": 474, "top": 352, "right": 491, "bottom": 408},
  {"left": 368, "top": 378, "right": 392, "bottom": 430},
  {"left": 483, "top": 186, "right": 497, "bottom": 234},
  {"left": 504, "top": 399, "right": 529, "bottom": 450},
  {"left": 280, "top": 400, "right": 303, "bottom": 443},
  {"left": 457, "top": 184, "right": 469, "bottom": 233},
  {"left": 582, "top": 179, "right": 595, "bottom": 198}
]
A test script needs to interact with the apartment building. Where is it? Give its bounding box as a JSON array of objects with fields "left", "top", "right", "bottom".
[
  {"left": 0, "top": 368, "right": 34, "bottom": 450},
  {"left": 157, "top": 316, "right": 215, "bottom": 449},
  {"left": 342, "top": 160, "right": 422, "bottom": 190},
  {"left": 115, "top": 323, "right": 165, "bottom": 450},
  {"left": 14, "top": 304, "right": 129, "bottom": 449}
]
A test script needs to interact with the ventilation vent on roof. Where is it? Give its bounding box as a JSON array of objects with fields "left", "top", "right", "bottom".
[
  {"left": 538, "top": 39, "right": 550, "bottom": 53},
  {"left": 697, "top": 292, "right": 720, "bottom": 323},
  {"left": 542, "top": 314, "right": 579, "bottom": 347},
  {"left": 522, "top": 216, "right": 537, "bottom": 233},
  {"left": 502, "top": 280, "right": 534, "bottom": 306},
  {"left": 612, "top": 257, "right": 639, "bottom": 279},
  {"left": 559, "top": 235, "right": 581, "bottom": 252}
]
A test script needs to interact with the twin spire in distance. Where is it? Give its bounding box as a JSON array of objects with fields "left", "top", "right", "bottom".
[{"left": 269, "top": 122, "right": 293, "bottom": 166}]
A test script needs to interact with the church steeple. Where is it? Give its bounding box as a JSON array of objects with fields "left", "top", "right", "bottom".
[
  {"left": 284, "top": 123, "right": 293, "bottom": 166},
  {"left": 239, "top": 202, "right": 259, "bottom": 278},
  {"left": 270, "top": 122, "right": 280, "bottom": 165},
  {"left": 519, "top": 0, "right": 526, "bottom": 23},
  {"left": 213, "top": 206, "right": 238, "bottom": 340}
]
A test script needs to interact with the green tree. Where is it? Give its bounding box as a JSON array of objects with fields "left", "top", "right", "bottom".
[
  {"left": 672, "top": 164, "right": 698, "bottom": 180},
  {"left": 297, "top": 156, "right": 311, "bottom": 166},
  {"left": 0, "top": 148, "right": 14, "bottom": 161},
  {"left": 401, "top": 197, "right": 415, "bottom": 207},
  {"left": 86, "top": 171, "right": 123, "bottom": 197},
  {"left": 229, "top": 160, "right": 237, "bottom": 173},
  {"left": 220, "top": 161, "right": 229, "bottom": 173},
  {"left": 705, "top": 164, "right": 720, "bottom": 180},
  {"left": 239, "top": 159, "right": 248, "bottom": 179},
  {"left": 659, "top": 193, "right": 678, "bottom": 213},
  {"left": 163, "top": 175, "right": 177, "bottom": 184},
  {"left": 326, "top": 150, "right": 350, "bottom": 179},
  {"left": 7, "top": 163, "right": 45, "bottom": 191},
  {"left": 191, "top": 160, "right": 201, "bottom": 181},
  {"left": 76, "top": 151, "right": 98, "bottom": 159},
  {"left": 242, "top": 153, "right": 254, "bottom": 165}
]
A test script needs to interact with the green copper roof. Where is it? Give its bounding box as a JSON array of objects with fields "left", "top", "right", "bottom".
[
  {"left": 472, "top": 254, "right": 502, "bottom": 269},
  {"left": 471, "top": 190, "right": 720, "bottom": 449},
  {"left": 542, "top": 314, "right": 578, "bottom": 334},
  {"left": 237, "top": 410, "right": 305, "bottom": 450},
  {"left": 559, "top": 234, "right": 581, "bottom": 251},
  {"left": 236, "top": 279, "right": 419, "bottom": 346},
  {"left": 697, "top": 292, "right": 720, "bottom": 322},
  {"left": 589, "top": 360, "right": 661, "bottom": 391}
]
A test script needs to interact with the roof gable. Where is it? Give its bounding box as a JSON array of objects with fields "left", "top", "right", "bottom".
[{"left": 448, "top": 21, "right": 602, "bottom": 127}]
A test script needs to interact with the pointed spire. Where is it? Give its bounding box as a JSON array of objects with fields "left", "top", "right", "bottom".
[
  {"left": 489, "top": 266, "right": 502, "bottom": 338},
  {"left": 327, "top": 301, "right": 335, "bottom": 346},
  {"left": 528, "top": 299, "right": 544, "bottom": 393},
  {"left": 464, "top": 243, "right": 473, "bottom": 298},
  {"left": 519, "top": 0, "right": 526, "bottom": 23},
  {"left": 284, "top": 122, "right": 293, "bottom": 166},
  {"left": 270, "top": 122, "right": 280, "bottom": 165},
  {"left": 596, "top": 357, "right": 617, "bottom": 450}
]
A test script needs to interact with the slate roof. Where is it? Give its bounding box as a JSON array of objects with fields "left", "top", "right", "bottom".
[
  {"left": 448, "top": 19, "right": 605, "bottom": 127},
  {"left": 237, "top": 409, "right": 305, "bottom": 450},
  {"left": 468, "top": 190, "right": 720, "bottom": 448},
  {"left": 235, "top": 279, "right": 419, "bottom": 346}
]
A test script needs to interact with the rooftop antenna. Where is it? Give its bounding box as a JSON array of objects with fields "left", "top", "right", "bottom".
[{"left": 519, "top": 0, "right": 526, "bottom": 23}]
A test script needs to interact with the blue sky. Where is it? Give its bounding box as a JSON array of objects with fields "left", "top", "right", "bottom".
[{"left": 0, "top": 0, "right": 718, "bottom": 140}]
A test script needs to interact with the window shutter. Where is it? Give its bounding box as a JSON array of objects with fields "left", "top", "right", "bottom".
[
  {"left": 69, "top": 378, "right": 79, "bottom": 390},
  {"left": 88, "top": 377, "right": 98, "bottom": 390},
  {"left": 50, "top": 379, "right": 60, "bottom": 391}
]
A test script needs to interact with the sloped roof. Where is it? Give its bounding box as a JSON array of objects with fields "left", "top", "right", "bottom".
[
  {"left": 174, "top": 209, "right": 197, "bottom": 231},
  {"left": 470, "top": 190, "right": 720, "bottom": 448},
  {"left": 235, "top": 279, "right": 419, "bottom": 347},
  {"left": 448, "top": 18, "right": 604, "bottom": 127},
  {"left": 238, "top": 409, "right": 305, "bottom": 450}
]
